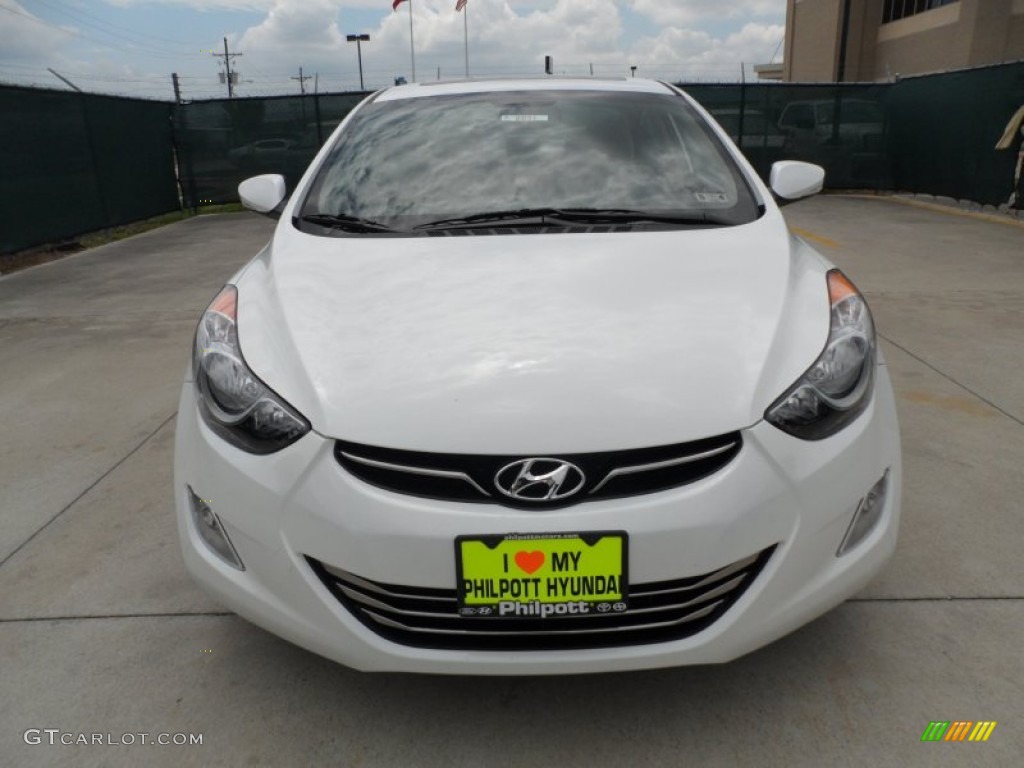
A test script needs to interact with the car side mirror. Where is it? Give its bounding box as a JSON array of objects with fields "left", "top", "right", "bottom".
[
  {"left": 238, "top": 174, "right": 287, "bottom": 218},
  {"left": 770, "top": 161, "right": 825, "bottom": 205}
]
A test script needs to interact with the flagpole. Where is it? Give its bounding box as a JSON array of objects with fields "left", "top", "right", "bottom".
[
  {"left": 409, "top": 0, "right": 416, "bottom": 81},
  {"left": 464, "top": 1, "right": 469, "bottom": 77}
]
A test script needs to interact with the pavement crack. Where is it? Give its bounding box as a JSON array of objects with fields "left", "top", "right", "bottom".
[
  {"left": 0, "top": 612, "right": 234, "bottom": 624},
  {"left": 0, "top": 411, "right": 178, "bottom": 571},
  {"left": 847, "top": 596, "right": 1024, "bottom": 602},
  {"left": 879, "top": 333, "right": 1024, "bottom": 427}
]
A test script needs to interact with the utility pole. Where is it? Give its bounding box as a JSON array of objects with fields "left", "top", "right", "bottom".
[
  {"left": 291, "top": 66, "right": 312, "bottom": 95},
  {"left": 346, "top": 34, "right": 370, "bottom": 91},
  {"left": 837, "top": 0, "right": 852, "bottom": 82},
  {"left": 171, "top": 72, "right": 182, "bottom": 103},
  {"left": 212, "top": 37, "right": 242, "bottom": 98}
]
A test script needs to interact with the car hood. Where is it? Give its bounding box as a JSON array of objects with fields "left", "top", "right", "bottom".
[{"left": 234, "top": 211, "right": 831, "bottom": 453}]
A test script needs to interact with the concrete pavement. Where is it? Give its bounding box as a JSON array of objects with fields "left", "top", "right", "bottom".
[{"left": 1, "top": 200, "right": 1021, "bottom": 766}]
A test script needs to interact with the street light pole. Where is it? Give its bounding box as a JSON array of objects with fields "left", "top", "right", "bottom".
[{"left": 346, "top": 34, "right": 370, "bottom": 91}]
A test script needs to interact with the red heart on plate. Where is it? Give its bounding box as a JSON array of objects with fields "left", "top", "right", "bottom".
[{"left": 514, "top": 550, "right": 545, "bottom": 575}]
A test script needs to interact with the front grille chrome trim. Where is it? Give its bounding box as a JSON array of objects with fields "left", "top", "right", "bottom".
[
  {"left": 338, "top": 585, "right": 456, "bottom": 619},
  {"left": 306, "top": 545, "right": 775, "bottom": 651},
  {"left": 339, "top": 451, "right": 492, "bottom": 498},
  {"left": 624, "top": 575, "right": 744, "bottom": 615},
  {"left": 630, "top": 553, "right": 760, "bottom": 596},
  {"left": 334, "top": 432, "right": 743, "bottom": 508},
  {"left": 588, "top": 441, "right": 738, "bottom": 494},
  {"left": 321, "top": 564, "right": 457, "bottom": 603},
  {"left": 362, "top": 601, "right": 723, "bottom": 637},
  {"left": 341, "top": 574, "right": 743, "bottom": 621}
]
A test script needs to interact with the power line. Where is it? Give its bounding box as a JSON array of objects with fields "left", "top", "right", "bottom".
[
  {"left": 0, "top": 3, "right": 204, "bottom": 61},
  {"left": 29, "top": 0, "right": 202, "bottom": 48},
  {"left": 4, "top": 1, "right": 191, "bottom": 57}
]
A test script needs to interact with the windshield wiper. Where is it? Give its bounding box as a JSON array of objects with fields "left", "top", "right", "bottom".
[
  {"left": 299, "top": 213, "right": 398, "bottom": 233},
  {"left": 413, "top": 208, "right": 563, "bottom": 230},
  {"left": 551, "top": 208, "right": 733, "bottom": 226},
  {"left": 414, "top": 207, "right": 731, "bottom": 230}
]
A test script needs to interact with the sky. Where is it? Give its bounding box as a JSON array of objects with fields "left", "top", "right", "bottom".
[{"left": 0, "top": 1, "right": 787, "bottom": 101}]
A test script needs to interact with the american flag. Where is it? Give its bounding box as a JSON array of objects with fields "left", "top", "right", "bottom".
[{"left": 456, "top": 0, "right": 467, "bottom": 11}]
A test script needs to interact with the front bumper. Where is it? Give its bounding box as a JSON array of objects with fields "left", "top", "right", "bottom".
[{"left": 173, "top": 364, "right": 901, "bottom": 675}]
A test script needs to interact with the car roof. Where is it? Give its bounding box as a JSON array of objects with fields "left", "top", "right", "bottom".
[{"left": 375, "top": 77, "right": 677, "bottom": 102}]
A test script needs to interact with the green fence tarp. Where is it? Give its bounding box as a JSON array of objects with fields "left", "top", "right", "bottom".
[
  {"left": 888, "top": 63, "right": 1024, "bottom": 205},
  {"left": 0, "top": 86, "right": 179, "bottom": 254},
  {"left": 172, "top": 92, "right": 367, "bottom": 209},
  {"left": 685, "top": 82, "right": 894, "bottom": 190},
  {"left": 172, "top": 64, "right": 1023, "bottom": 209},
  {"left": 4, "top": 61, "right": 1023, "bottom": 255}
]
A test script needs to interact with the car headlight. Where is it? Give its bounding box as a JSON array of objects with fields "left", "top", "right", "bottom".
[
  {"left": 765, "top": 270, "right": 875, "bottom": 440},
  {"left": 192, "top": 285, "right": 310, "bottom": 454}
]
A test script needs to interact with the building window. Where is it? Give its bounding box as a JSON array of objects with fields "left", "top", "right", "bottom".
[{"left": 882, "top": 0, "right": 958, "bottom": 25}]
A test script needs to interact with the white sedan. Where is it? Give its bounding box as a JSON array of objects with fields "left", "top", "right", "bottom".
[{"left": 174, "top": 78, "right": 901, "bottom": 674}]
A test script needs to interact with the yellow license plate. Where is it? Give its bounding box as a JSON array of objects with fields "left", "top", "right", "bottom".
[{"left": 455, "top": 532, "right": 628, "bottom": 617}]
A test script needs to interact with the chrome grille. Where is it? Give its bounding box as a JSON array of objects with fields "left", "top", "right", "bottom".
[
  {"left": 334, "top": 432, "right": 742, "bottom": 509},
  {"left": 307, "top": 546, "right": 774, "bottom": 651}
]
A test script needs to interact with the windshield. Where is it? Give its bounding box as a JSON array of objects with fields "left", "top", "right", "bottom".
[{"left": 297, "top": 89, "right": 761, "bottom": 233}]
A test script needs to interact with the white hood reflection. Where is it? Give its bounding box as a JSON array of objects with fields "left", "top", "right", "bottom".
[{"left": 234, "top": 213, "right": 830, "bottom": 454}]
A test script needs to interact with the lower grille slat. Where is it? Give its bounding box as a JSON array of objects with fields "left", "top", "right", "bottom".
[
  {"left": 306, "top": 545, "right": 775, "bottom": 651},
  {"left": 338, "top": 585, "right": 457, "bottom": 619},
  {"left": 362, "top": 600, "right": 724, "bottom": 637},
  {"left": 631, "top": 553, "right": 761, "bottom": 597}
]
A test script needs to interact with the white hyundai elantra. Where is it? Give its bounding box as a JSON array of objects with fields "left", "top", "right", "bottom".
[{"left": 174, "top": 78, "right": 901, "bottom": 674}]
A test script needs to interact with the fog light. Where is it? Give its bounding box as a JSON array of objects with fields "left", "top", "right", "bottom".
[
  {"left": 837, "top": 470, "right": 889, "bottom": 557},
  {"left": 187, "top": 486, "right": 244, "bottom": 570}
]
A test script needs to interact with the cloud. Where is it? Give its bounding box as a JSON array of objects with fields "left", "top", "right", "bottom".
[
  {"left": 1, "top": 0, "right": 787, "bottom": 97},
  {"left": 105, "top": 0, "right": 277, "bottom": 10},
  {"left": 0, "top": 1, "right": 77, "bottom": 62},
  {"left": 237, "top": 0, "right": 347, "bottom": 54},
  {"left": 234, "top": 0, "right": 628, "bottom": 88},
  {"left": 628, "top": 0, "right": 784, "bottom": 27},
  {"left": 230, "top": 1, "right": 782, "bottom": 90},
  {"left": 631, "top": 22, "right": 785, "bottom": 79}
]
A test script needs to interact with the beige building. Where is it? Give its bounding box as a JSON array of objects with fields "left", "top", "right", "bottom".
[{"left": 783, "top": 0, "right": 1024, "bottom": 82}]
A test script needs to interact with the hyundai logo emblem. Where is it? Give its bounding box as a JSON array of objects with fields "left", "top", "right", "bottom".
[{"left": 494, "top": 458, "right": 586, "bottom": 502}]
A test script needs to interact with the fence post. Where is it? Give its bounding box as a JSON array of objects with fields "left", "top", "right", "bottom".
[
  {"left": 174, "top": 102, "right": 199, "bottom": 211},
  {"left": 168, "top": 102, "right": 186, "bottom": 211},
  {"left": 79, "top": 94, "right": 113, "bottom": 234},
  {"left": 737, "top": 63, "right": 747, "bottom": 151},
  {"left": 314, "top": 92, "right": 323, "bottom": 147}
]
